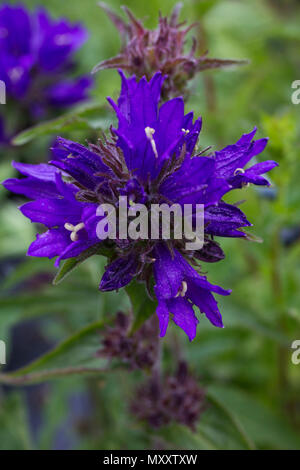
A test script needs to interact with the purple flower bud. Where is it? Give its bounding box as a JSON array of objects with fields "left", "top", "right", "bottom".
[
  {"left": 130, "top": 362, "right": 206, "bottom": 430},
  {"left": 97, "top": 312, "right": 159, "bottom": 370},
  {"left": 92, "top": 3, "right": 247, "bottom": 99}
]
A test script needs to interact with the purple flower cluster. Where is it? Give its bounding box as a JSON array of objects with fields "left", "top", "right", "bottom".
[
  {"left": 97, "top": 312, "right": 159, "bottom": 370},
  {"left": 3, "top": 71, "right": 278, "bottom": 341},
  {"left": 130, "top": 361, "right": 205, "bottom": 430},
  {"left": 0, "top": 4, "right": 92, "bottom": 143}
]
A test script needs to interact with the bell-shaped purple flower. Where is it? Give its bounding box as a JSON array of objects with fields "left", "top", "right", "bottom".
[{"left": 3, "top": 71, "right": 278, "bottom": 341}]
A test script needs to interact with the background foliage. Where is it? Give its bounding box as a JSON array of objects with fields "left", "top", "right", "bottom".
[{"left": 0, "top": 0, "right": 300, "bottom": 450}]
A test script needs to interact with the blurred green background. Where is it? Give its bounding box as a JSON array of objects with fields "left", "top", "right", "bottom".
[{"left": 1, "top": 0, "right": 300, "bottom": 450}]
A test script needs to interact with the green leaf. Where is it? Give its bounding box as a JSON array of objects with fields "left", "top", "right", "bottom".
[
  {"left": 125, "top": 280, "right": 157, "bottom": 333},
  {"left": 12, "top": 102, "right": 114, "bottom": 146},
  {"left": 163, "top": 424, "right": 219, "bottom": 450},
  {"left": 52, "top": 243, "right": 114, "bottom": 286},
  {"left": 0, "top": 319, "right": 111, "bottom": 385},
  {"left": 207, "top": 385, "right": 300, "bottom": 450},
  {"left": 0, "top": 394, "right": 33, "bottom": 450},
  {"left": 53, "top": 257, "right": 83, "bottom": 285},
  {"left": 206, "top": 386, "right": 256, "bottom": 449},
  {"left": 53, "top": 244, "right": 102, "bottom": 285}
]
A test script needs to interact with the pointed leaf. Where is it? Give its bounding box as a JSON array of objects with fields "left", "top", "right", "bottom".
[
  {"left": 125, "top": 280, "right": 157, "bottom": 333},
  {"left": 53, "top": 244, "right": 102, "bottom": 285}
]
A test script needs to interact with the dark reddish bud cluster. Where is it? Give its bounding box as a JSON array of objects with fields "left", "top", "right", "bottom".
[
  {"left": 97, "top": 312, "right": 159, "bottom": 370},
  {"left": 92, "top": 3, "right": 247, "bottom": 100},
  {"left": 130, "top": 362, "right": 206, "bottom": 430}
]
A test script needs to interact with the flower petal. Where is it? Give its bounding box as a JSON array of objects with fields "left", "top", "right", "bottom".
[
  {"left": 28, "top": 228, "right": 70, "bottom": 259},
  {"left": 166, "top": 297, "right": 199, "bottom": 341},
  {"left": 156, "top": 299, "right": 170, "bottom": 337},
  {"left": 99, "top": 256, "right": 138, "bottom": 291},
  {"left": 205, "top": 202, "right": 251, "bottom": 237}
]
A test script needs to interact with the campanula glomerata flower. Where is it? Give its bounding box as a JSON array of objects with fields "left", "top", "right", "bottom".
[
  {"left": 0, "top": 4, "right": 92, "bottom": 143},
  {"left": 3, "top": 71, "right": 278, "bottom": 341}
]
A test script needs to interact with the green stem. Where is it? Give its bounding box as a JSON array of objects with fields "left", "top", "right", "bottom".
[
  {"left": 0, "top": 367, "right": 106, "bottom": 386},
  {"left": 9, "top": 319, "right": 107, "bottom": 377},
  {"left": 0, "top": 318, "right": 112, "bottom": 385},
  {"left": 271, "top": 227, "right": 289, "bottom": 406}
]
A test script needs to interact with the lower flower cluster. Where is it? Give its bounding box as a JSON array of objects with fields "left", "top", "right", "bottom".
[{"left": 130, "top": 362, "right": 205, "bottom": 430}]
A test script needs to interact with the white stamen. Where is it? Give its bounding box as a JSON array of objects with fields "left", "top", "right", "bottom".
[
  {"left": 180, "top": 281, "right": 188, "bottom": 297},
  {"left": 64, "top": 223, "right": 75, "bottom": 231},
  {"left": 181, "top": 128, "right": 190, "bottom": 135},
  {"left": 64, "top": 222, "right": 85, "bottom": 242},
  {"left": 145, "top": 126, "right": 158, "bottom": 158},
  {"left": 70, "top": 232, "right": 79, "bottom": 242},
  {"left": 175, "top": 280, "right": 188, "bottom": 298},
  {"left": 234, "top": 167, "right": 245, "bottom": 176}
]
